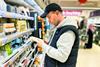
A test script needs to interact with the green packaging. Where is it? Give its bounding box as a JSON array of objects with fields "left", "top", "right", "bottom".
[{"left": 5, "top": 42, "right": 12, "bottom": 55}]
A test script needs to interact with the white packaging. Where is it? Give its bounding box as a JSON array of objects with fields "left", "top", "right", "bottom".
[
  {"left": 17, "top": 6, "right": 26, "bottom": 16},
  {"left": 25, "top": 7, "right": 30, "bottom": 16},
  {"left": 0, "top": 0, "right": 7, "bottom": 11}
]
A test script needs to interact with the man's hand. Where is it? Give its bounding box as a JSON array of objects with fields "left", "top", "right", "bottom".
[{"left": 29, "top": 36, "right": 44, "bottom": 47}]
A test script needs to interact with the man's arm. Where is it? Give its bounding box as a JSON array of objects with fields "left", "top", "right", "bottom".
[{"left": 42, "top": 31, "right": 75, "bottom": 63}]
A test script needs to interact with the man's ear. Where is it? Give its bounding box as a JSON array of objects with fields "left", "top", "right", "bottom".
[{"left": 55, "top": 10, "right": 60, "bottom": 15}]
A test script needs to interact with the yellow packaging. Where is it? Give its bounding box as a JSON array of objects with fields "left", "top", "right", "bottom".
[{"left": 16, "top": 20, "right": 27, "bottom": 32}]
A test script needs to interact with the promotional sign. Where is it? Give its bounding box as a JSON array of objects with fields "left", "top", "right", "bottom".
[{"left": 63, "top": 10, "right": 82, "bottom": 16}]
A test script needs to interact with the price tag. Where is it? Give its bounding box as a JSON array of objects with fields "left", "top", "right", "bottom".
[
  {"left": 2, "top": 11, "right": 6, "bottom": 17},
  {"left": 2, "top": 37, "right": 8, "bottom": 45},
  {"left": 6, "top": 12, "right": 12, "bottom": 18}
]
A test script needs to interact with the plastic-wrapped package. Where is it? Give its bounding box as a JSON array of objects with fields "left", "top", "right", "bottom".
[
  {"left": 3, "top": 23, "right": 16, "bottom": 35},
  {"left": 16, "top": 20, "right": 27, "bottom": 32},
  {"left": 17, "top": 6, "right": 26, "bottom": 15},
  {"left": 7, "top": 4, "right": 16, "bottom": 13},
  {"left": 17, "top": 6, "right": 30, "bottom": 16},
  {"left": 0, "top": 0, "right": 7, "bottom": 11},
  {"left": 25, "top": 7, "right": 30, "bottom": 16}
]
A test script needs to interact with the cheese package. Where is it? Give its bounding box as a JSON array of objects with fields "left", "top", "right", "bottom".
[
  {"left": 16, "top": 20, "right": 27, "bottom": 32},
  {"left": 3, "top": 23, "right": 14, "bottom": 28},
  {"left": 3, "top": 23, "right": 16, "bottom": 35}
]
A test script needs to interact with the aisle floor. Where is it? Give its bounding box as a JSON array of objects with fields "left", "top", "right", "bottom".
[{"left": 76, "top": 44, "right": 100, "bottom": 67}]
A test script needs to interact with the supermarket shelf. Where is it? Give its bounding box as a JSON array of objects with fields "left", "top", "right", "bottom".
[
  {"left": 29, "top": 52, "right": 39, "bottom": 67},
  {"left": 17, "top": 49, "right": 32, "bottom": 66},
  {"left": 35, "top": 0, "right": 46, "bottom": 9},
  {"left": 5, "top": 0, "right": 34, "bottom": 10},
  {"left": 94, "top": 25, "right": 100, "bottom": 27},
  {"left": 0, "top": 49, "right": 19, "bottom": 65},
  {"left": 24, "top": 0, "right": 44, "bottom": 15},
  {"left": 39, "top": 53, "right": 45, "bottom": 67},
  {"left": 0, "top": 40, "right": 32, "bottom": 66},
  {"left": 0, "top": 10, "right": 34, "bottom": 20},
  {"left": 18, "top": 44, "right": 38, "bottom": 66},
  {"left": 27, "top": 44, "right": 38, "bottom": 58},
  {"left": 0, "top": 29, "right": 34, "bottom": 46}
]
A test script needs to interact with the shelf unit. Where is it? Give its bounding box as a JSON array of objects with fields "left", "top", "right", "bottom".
[
  {"left": 0, "top": 29, "right": 34, "bottom": 46},
  {"left": 17, "top": 44, "right": 38, "bottom": 66},
  {"left": 94, "top": 25, "right": 100, "bottom": 27},
  {"left": 0, "top": 0, "right": 34, "bottom": 66},
  {"left": 5, "top": 0, "right": 34, "bottom": 10},
  {"left": 24, "top": 0, "right": 44, "bottom": 15},
  {"left": 0, "top": 10, "right": 34, "bottom": 20},
  {"left": 0, "top": 40, "right": 33, "bottom": 66},
  {"left": 0, "top": 0, "right": 46, "bottom": 67},
  {"left": 35, "top": 0, "right": 46, "bottom": 10}
]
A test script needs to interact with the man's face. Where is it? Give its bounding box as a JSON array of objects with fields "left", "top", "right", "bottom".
[{"left": 46, "top": 11, "right": 59, "bottom": 26}]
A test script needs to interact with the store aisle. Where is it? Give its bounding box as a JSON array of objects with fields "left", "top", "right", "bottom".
[{"left": 76, "top": 44, "right": 100, "bottom": 67}]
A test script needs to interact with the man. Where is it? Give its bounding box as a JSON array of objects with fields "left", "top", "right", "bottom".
[{"left": 29, "top": 3, "right": 79, "bottom": 67}]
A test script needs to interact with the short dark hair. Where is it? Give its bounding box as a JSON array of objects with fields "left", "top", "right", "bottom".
[{"left": 41, "top": 3, "right": 62, "bottom": 18}]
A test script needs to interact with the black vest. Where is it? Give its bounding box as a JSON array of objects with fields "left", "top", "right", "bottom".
[{"left": 44, "top": 25, "right": 79, "bottom": 67}]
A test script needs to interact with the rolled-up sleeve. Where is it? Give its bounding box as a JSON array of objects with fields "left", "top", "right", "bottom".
[{"left": 42, "top": 31, "right": 75, "bottom": 63}]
